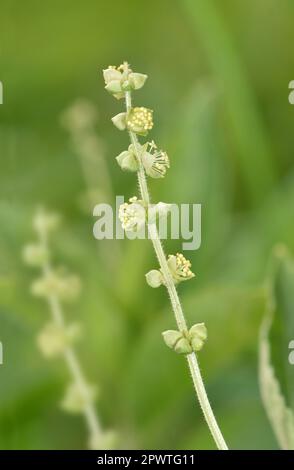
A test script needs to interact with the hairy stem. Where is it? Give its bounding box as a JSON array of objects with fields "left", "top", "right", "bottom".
[
  {"left": 38, "top": 227, "right": 102, "bottom": 441},
  {"left": 125, "top": 90, "right": 228, "bottom": 450}
]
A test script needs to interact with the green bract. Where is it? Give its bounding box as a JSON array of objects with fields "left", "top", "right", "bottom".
[
  {"left": 116, "top": 144, "right": 139, "bottom": 172},
  {"left": 145, "top": 269, "right": 164, "bottom": 288}
]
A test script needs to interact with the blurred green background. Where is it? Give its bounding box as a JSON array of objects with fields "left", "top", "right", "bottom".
[{"left": 0, "top": 0, "right": 294, "bottom": 450}]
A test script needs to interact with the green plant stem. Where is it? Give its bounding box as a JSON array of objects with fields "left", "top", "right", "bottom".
[
  {"left": 38, "top": 227, "right": 102, "bottom": 442},
  {"left": 125, "top": 90, "right": 228, "bottom": 450}
]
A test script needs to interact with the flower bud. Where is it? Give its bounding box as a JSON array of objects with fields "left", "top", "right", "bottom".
[
  {"left": 22, "top": 243, "right": 49, "bottom": 267},
  {"left": 116, "top": 145, "right": 139, "bottom": 172},
  {"left": 145, "top": 269, "right": 163, "bottom": 288},
  {"left": 128, "top": 73, "right": 148, "bottom": 90},
  {"left": 61, "top": 382, "right": 97, "bottom": 414},
  {"left": 103, "top": 66, "right": 125, "bottom": 99},
  {"left": 111, "top": 112, "right": 127, "bottom": 130},
  {"left": 141, "top": 141, "right": 170, "bottom": 178},
  {"left": 103, "top": 65, "right": 147, "bottom": 98},
  {"left": 126, "top": 107, "right": 153, "bottom": 136},
  {"left": 188, "top": 323, "right": 207, "bottom": 351},
  {"left": 167, "top": 253, "right": 195, "bottom": 284},
  {"left": 119, "top": 197, "right": 146, "bottom": 232},
  {"left": 162, "top": 324, "right": 206, "bottom": 355},
  {"left": 162, "top": 329, "right": 193, "bottom": 354}
]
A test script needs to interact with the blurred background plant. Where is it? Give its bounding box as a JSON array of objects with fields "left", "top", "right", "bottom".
[
  {"left": 0, "top": 0, "right": 293, "bottom": 449},
  {"left": 22, "top": 207, "right": 116, "bottom": 450}
]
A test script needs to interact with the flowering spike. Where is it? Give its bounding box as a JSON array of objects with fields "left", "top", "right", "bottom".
[{"left": 103, "top": 62, "right": 228, "bottom": 449}]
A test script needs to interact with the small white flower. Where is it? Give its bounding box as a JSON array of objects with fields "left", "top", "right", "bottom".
[
  {"left": 167, "top": 253, "right": 195, "bottom": 284},
  {"left": 119, "top": 197, "right": 146, "bottom": 232},
  {"left": 126, "top": 107, "right": 153, "bottom": 136},
  {"left": 141, "top": 141, "right": 170, "bottom": 178}
]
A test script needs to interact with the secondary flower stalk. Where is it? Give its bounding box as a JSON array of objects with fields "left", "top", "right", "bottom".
[
  {"left": 103, "top": 62, "right": 228, "bottom": 450},
  {"left": 23, "top": 208, "right": 115, "bottom": 450}
]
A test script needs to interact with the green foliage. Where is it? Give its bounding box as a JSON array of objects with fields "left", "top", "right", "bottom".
[
  {"left": 0, "top": 0, "right": 293, "bottom": 450},
  {"left": 259, "top": 247, "right": 294, "bottom": 449}
]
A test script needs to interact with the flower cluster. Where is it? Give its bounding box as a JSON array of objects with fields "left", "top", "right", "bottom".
[
  {"left": 146, "top": 253, "right": 195, "bottom": 288},
  {"left": 118, "top": 197, "right": 146, "bottom": 232},
  {"left": 167, "top": 253, "right": 195, "bottom": 283},
  {"left": 112, "top": 107, "right": 153, "bottom": 136},
  {"left": 116, "top": 141, "right": 169, "bottom": 179},
  {"left": 118, "top": 197, "right": 171, "bottom": 235},
  {"left": 126, "top": 107, "right": 153, "bottom": 135},
  {"left": 103, "top": 62, "right": 147, "bottom": 99},
  {"left": 162, "top": 323, "right": 207, "bottom": 354}
]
